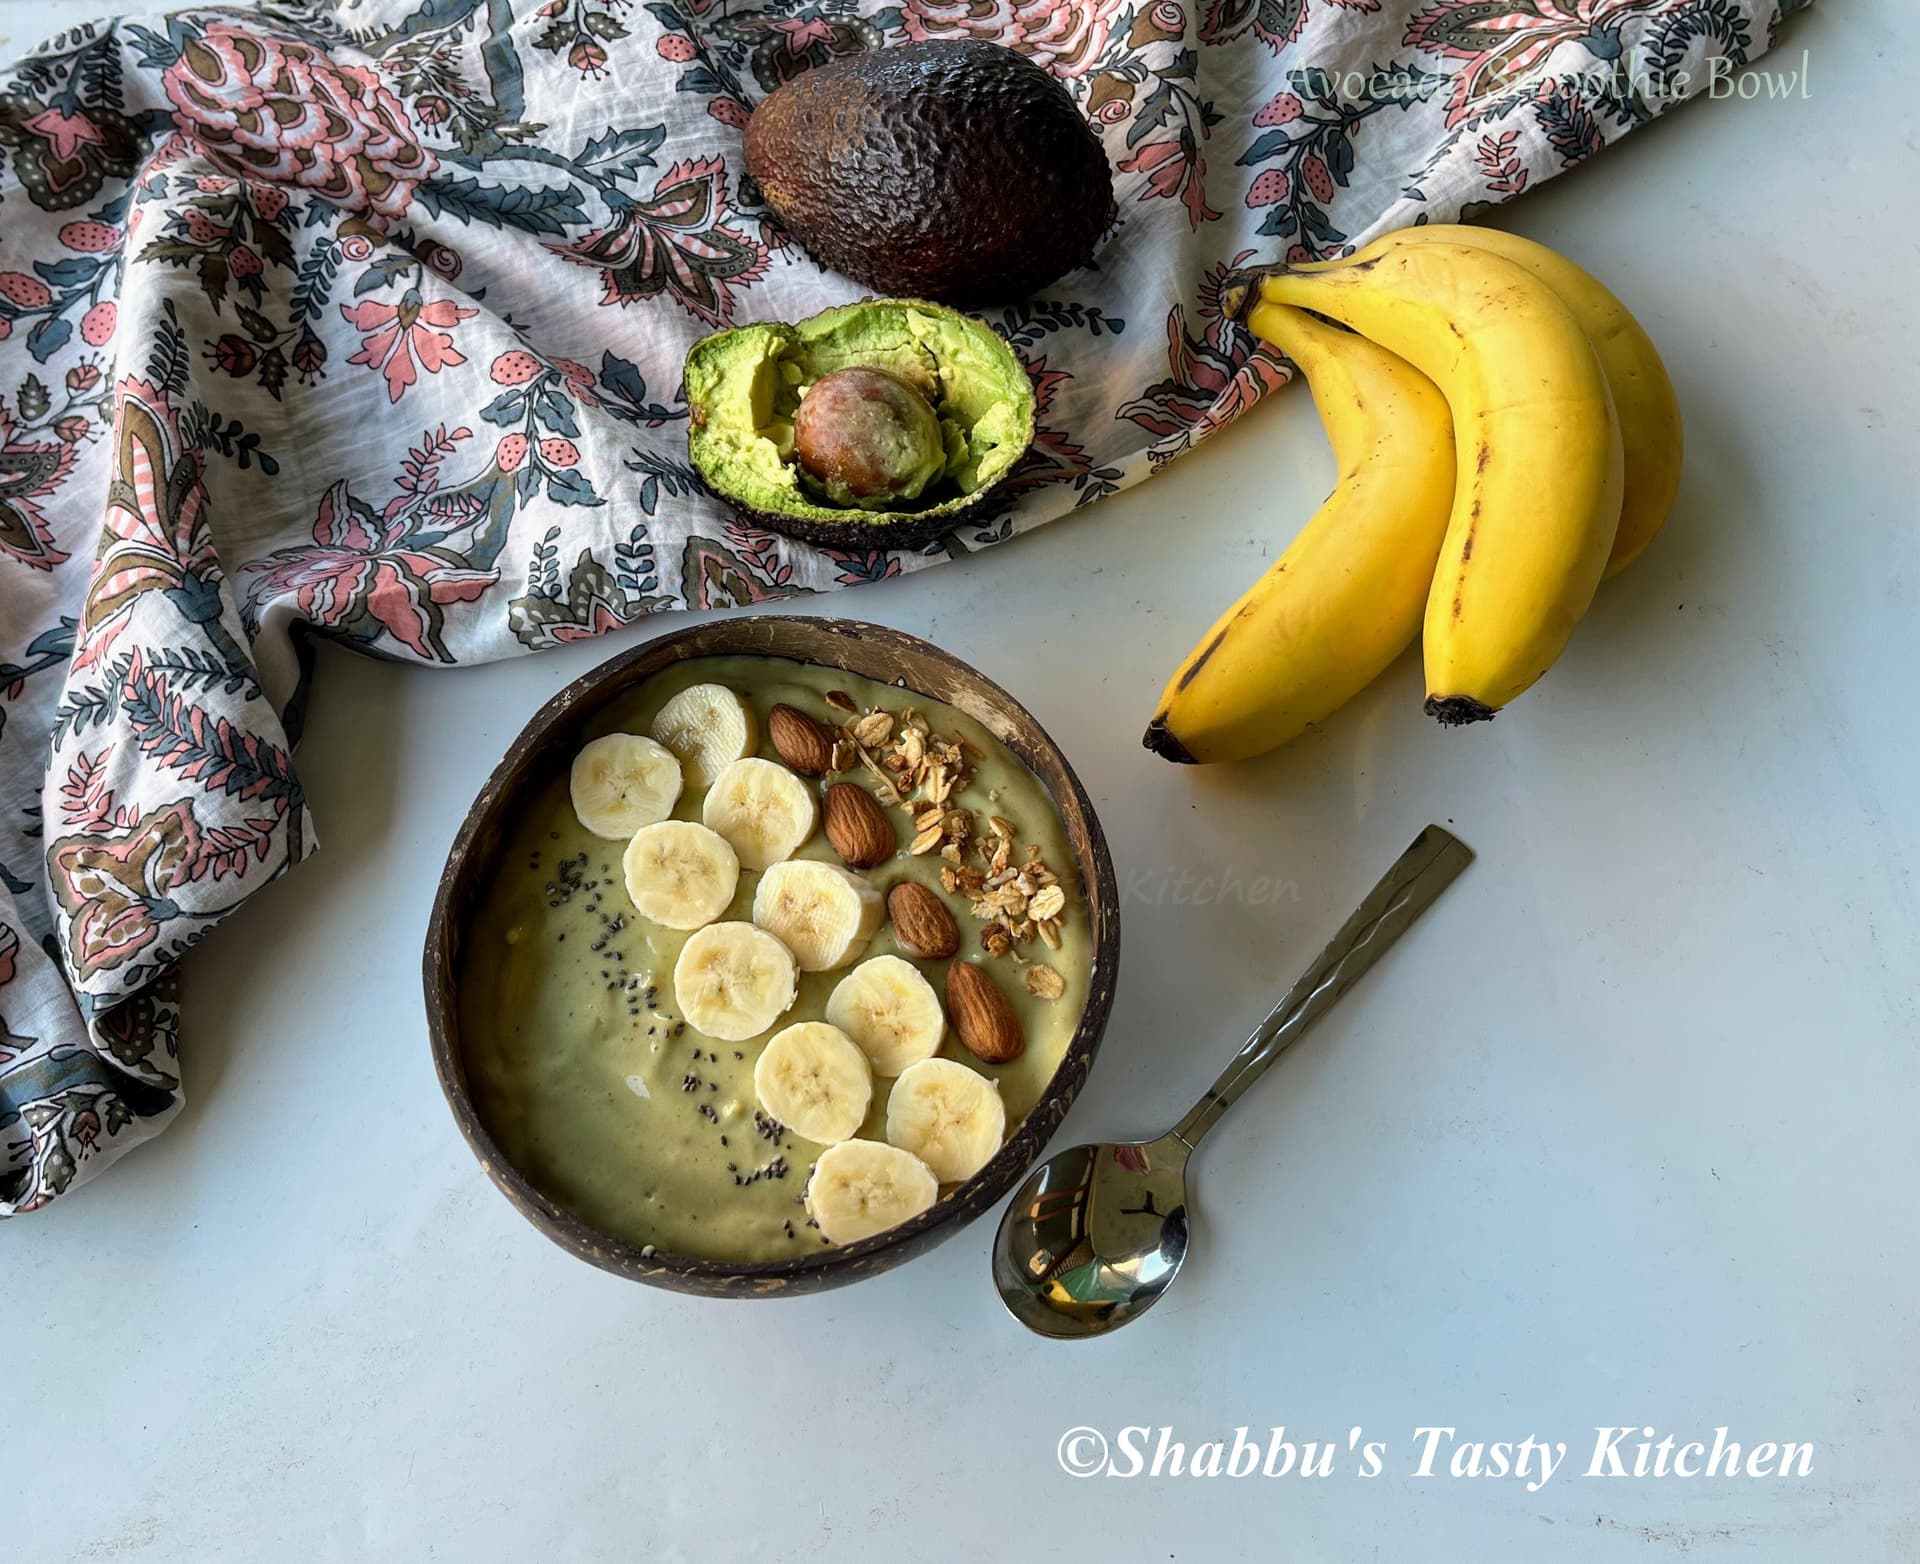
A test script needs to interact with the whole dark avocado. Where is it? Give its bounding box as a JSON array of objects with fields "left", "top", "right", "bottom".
[{"left": 745, "top": 40, "right": 1115, "bottom": 304}]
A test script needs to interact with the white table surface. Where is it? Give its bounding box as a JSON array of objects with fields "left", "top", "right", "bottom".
[{"left": 11, "top": 3, "right": 1917, "bottom": 1560}]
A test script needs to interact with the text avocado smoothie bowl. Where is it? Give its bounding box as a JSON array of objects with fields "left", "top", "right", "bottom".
[{"left": 434, "top": 623, "right": 1114, "bottom": 1290}]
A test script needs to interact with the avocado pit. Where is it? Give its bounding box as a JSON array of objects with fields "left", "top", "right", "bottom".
[{"left": 794, "top": 366, "right": 944, "bottom": 509}]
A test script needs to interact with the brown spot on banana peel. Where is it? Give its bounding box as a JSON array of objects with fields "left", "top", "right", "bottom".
[
  {"left": 1449, "top": 501, "right": 1482, "bottom": 615},
  {"left": 1142, "top": 717, "right": 1198, "bottom": 763},
  {"left": 1153, "top": 594, "right": 1272, "bottom": 760},
  {"left": 1175, "top": 626, "right": 1231, "bottom": 693},
  {"left": 1444, "top": 490, "right": 1488, "bottom": 618}
]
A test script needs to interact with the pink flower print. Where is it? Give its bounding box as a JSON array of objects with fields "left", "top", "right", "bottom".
[
  {"left": 0, "top": 96, "right": 141, "bottom": 209},
  {"left": 245, "top": 481, "right": 497, "bottom": 662},
  {"left": 1119, "top": 135, "right": 1221, "bottom": 230},
  {"left": 1118, "top": 255, "right": 1290, "bottom": 465},
  {"left": 24, "top": 107, "right": 106, "bottom": 172},
  {"left": 0, "top": 438, "right": 76, "bottom": 571},
  {"left": 340, "top": 289, "right": 477, "bottom": 404},
  {"left": 47, "top": 799, "right": 203, "bottom": 978},
  {"left": 1406, "top": 0, "right": 1665, "bottom": 127},
  {"left": 902, "top": 0, "right": 1122, "bottom": 77},
  {"left": 160, "top": 24, "right": 435, "bottom": 220},
  {"left": 77, "top": 377, "right": 221, "bottom": 669},
  {"left": 548, "top": 158, "right": 768, "bottom": 327}
]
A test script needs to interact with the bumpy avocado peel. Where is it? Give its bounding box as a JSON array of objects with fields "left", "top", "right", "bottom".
[{"left": 745, "top": 40, "right": 1116, "bottom": 305}]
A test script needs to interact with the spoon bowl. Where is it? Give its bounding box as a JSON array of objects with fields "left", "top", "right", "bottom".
[
  {"left": 992, "top": 826, "right": 1472, "bottom": 1338},
  {"left": 992, "top": 1134, "right": 1192, "bottom": 1338}
]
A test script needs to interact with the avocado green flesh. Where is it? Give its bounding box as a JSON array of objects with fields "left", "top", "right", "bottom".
[{"left": 687, "top": 301, "right": 1034, "bottom": 525}]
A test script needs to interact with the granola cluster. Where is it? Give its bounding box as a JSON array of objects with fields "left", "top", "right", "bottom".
[{"left": 822, "top": 689, "right": 1072, "bottom": 997}]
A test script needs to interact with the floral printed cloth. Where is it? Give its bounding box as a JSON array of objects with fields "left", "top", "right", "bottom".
[{"left": 0, "top": 0, "right": 1807, "bottom": 1213}]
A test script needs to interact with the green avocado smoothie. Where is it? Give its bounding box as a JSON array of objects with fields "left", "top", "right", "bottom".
[{"left": 458, "top": 655, "right": 1090, "bottom": 1263}]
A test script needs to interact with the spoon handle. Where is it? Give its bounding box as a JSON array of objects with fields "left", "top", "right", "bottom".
[{"left": 1170, "top": 824, "right": 1473, "bottom": 1151}]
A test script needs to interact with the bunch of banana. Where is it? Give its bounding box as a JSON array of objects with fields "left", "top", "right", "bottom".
[{"left": 1145, "top": 225, "right": 1682, "bottom": 763}]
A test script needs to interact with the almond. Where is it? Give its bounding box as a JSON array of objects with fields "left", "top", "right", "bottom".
[
  {"left": 887, "top": 881, "right": 959, "bottom": 960},
  {"left": 767, "top": 703, "right": 834, "bottom": 776},
  {"left": 946, "top": 960, "right": 1024, "bottom": 1064},
  {"left": 822, "top": 781, "right": 894, "bottom": 868}
]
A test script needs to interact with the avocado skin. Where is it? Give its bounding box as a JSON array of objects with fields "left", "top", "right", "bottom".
[
  {"left": 700, "top": 472, "right": 1020, "bottom": 553},
  {"left": 745, "top": 41, "right": 1115, "bottom": 305}
]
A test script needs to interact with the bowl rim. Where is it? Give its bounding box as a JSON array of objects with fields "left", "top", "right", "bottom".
[{"left": 422, "top": 614, "right": 1119, "bottom": 1296}]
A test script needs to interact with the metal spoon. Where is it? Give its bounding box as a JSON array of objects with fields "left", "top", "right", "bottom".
[{"left": 992, "top": 825, "right": 1473, "bottom": 1339}]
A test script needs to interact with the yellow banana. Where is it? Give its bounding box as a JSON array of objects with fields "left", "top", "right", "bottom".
[
  {"left": 1349, "top": 224, "right": 1681, "bottom": 576},
  {"left": 1144, "top": 307, "right": 1454, "bottom": 763},
  {"left": 1227, "top": 235, "right": 1625, "bottom": 723}
]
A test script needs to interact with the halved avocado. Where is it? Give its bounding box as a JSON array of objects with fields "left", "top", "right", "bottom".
[{"left": 685, "top": 299, "right": 1035, "bottom": 549}]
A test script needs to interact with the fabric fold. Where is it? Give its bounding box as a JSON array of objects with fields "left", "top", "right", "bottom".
[{"left": 0, "top": 0, "right": 1809, "bottom": 1211}]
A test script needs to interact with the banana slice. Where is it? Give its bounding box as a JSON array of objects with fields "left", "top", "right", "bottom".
[
  {"left": 752, "top": 1021, "right": 872, "bottom": 1144},
  {"left": 886, "top": 1057, "right": 1006, "bottom": 1185},
  {"left": 672, "top": 921, "right": 798, "bottom": 1041},
  {"left": 649, "top": 683, "right": 757, "bottom": 789},
  {"left": 752, "top": 859, "right": 883, "bottom": 972},
  {"left": 825, "top": 955, "right": 945, "bottom": 1076},
  {"left": 702, "top": 757, "right": 818, "bottom": 871},
  {"left": 569, "top": 732, "right": 682, "bottom": 839},
  {"left": 622, "top": 821, "right": 740, "bottom": 931},
  {"left": 806, "top": 1140, "right": 939, "bottom": 1246}
]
